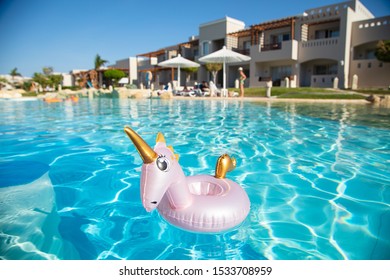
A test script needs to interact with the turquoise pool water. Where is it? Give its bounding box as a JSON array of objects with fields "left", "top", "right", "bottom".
[{"left": 0, "top": 98, "right": 389, "bottom": 260}]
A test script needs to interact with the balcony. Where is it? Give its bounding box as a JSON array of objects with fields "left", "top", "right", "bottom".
[
  {"left": 232, "top": 48, "right": 251, "bottom": 55},
  {"left": 261, "top": 43, "right": 282, "bottom": 51},
  {"left": 251, "top": 40, "right": 298, "bottom": 62},
  {"left": 299, "top": 37, "right": 340, "bottom": 61},
  {"left": 137, "top": 57, "right": 159, "bottom": 70}
]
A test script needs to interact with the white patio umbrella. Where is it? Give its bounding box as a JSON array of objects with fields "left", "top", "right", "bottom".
[
  {"left": 198, "top": 46, "right": 251, "bottom": 91},
  {"left": 157, "top": 54, "right": 200, "bottom": 88}
]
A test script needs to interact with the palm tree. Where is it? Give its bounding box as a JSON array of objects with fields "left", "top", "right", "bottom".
[
  {"left": 42, "top": 66, "right": 53, "bottom": 76},
  {"left": 9, "top": 67, "right": 21, "bottom": 83},
  {"left": 94, "top": 54, "right": 108, "bottom": 69}
]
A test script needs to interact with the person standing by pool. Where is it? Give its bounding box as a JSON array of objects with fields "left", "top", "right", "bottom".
[
  {"left": 145, "top": 71, "right": 153, "bottom": 89},
  {"left": 238, "top": 67, "right": 246, "bottom": 97}
]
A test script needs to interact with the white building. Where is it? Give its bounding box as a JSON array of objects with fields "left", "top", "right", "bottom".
[
  {"left": 109, "top": 57, "right": 138, "bottom": 85},
  {"left": 240, "top": 0, "right": 388, "bottom": 89},
  {"left": 349, "top": 15, "right": 390, "bottom": 88},
  {"left": 113, "top": 0, "right": 390, "bottom": 90},
  {"left": 60, "top": 73, "right": 74, "bottom": 87}
]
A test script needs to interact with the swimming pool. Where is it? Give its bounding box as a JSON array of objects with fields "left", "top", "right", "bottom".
[{"left": 0, "top": 98, "right": 389, "bottom": 260}]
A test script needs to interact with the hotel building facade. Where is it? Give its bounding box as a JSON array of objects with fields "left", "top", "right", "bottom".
[{"left": 111, "top": 0, "right": 389, "bottom": 90}]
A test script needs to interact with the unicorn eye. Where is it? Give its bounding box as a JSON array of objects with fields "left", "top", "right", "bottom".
[{"left": 156, "top": 155, "right": 170, "bottom": 172}]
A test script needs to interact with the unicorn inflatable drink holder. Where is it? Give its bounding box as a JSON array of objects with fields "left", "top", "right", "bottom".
[{"left": 124, "top": 127, "right": 250, "bottom": 233}]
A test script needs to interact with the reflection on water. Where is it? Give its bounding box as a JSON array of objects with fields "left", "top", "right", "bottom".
[
  {"left": 0, "top": 98, "right": 389, "bottom": 260},
  {"left": 257, "top": 101, "right": 390, "bottom": 129}
]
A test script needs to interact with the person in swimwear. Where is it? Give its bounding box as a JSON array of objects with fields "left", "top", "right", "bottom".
[{"left": 238, "top": 67, "right": 246, "bottom": 97}]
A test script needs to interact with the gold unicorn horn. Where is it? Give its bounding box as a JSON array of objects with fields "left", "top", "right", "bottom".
[
  {"left": 215, "top": 154, "right": 236, "bottom": 179},
  {"left": 124, "top": 126, "right": 158, "bottom": 164}
]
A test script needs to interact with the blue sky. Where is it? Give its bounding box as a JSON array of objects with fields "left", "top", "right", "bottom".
[{"left": 0, "top": 0, "right": 389, "bottom": 77}]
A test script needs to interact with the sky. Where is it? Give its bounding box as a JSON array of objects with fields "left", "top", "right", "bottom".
[{"left": 0, "top": 0, "right": 389, "bottom": 77}]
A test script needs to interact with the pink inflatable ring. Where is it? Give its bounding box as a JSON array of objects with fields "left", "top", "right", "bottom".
[{"left": 124, "top": 127, "right": 250, "bottom": 233}]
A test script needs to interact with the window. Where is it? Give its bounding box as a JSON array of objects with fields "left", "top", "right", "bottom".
[
  {"left": 365, "top": 49, "right": 375, "bottom": 59},
  {"left": 329, "top": 64, "right": 338, "bottom": 74},
  {"left": 271, "top": 33, "right": 290, "bottom": 43},
  {"left": 242, "top": 41, "right": 251, "bottom": 55},
  {"left": 315, "top": 30, "right": 326, "bottom": 39},
  {"left": 314, "top": 64, "right": 338, "bottom": 75},
  {"left": 202, "top": 42, "right": 209, "bottom": 55},
  {"left": 314, "top": 65, "right": 327, "bottom": 74},
  {"left": 368, "top": 62, "right": 371, "bottom": 68},
  {"left": 329, "top": 29, "right": 339, "bottom": 37},
  {"left": 315, "top": 28, "right": 339, "bottom": 39},
  {"left": 270, "top": 65, "right": 292, "bottom": 80},
  {"left": 243, "top": 41, "right": 251, "bottom": 50}
]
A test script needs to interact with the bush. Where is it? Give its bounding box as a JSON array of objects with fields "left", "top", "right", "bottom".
[{"left": 104, "top": 69, "right": 125, "bottom": 86}]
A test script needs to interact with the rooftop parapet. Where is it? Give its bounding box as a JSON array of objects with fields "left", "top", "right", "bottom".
[{"left": 300, "top": 0, "right": 373, "bottom": 22}]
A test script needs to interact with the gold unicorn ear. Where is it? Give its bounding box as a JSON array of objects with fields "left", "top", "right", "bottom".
[
  {"left": 215, "top": 154, "right": 236, "bottom": 179},
  {"left": 156, "top": 132, "right": 166, "bottom": 143}
]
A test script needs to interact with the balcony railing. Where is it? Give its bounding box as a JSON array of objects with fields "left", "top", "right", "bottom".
[
  {"left": 301, "top": 38, "right": 338, "bottom": 48},
  {"left": 260, "top": 43, "right": 282, "bottom": 51},
  {"left": 311, "top": 74, "right": 337, "bottom": 88},
  {"left": 298, "top": 38, "right": 339, "bottom": 61},
  {"left": 232, "top": 48, "right": 250, "bottom": 55},
  {"left": 251, "top": 40, "right": 298, "bottom": 62}
]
